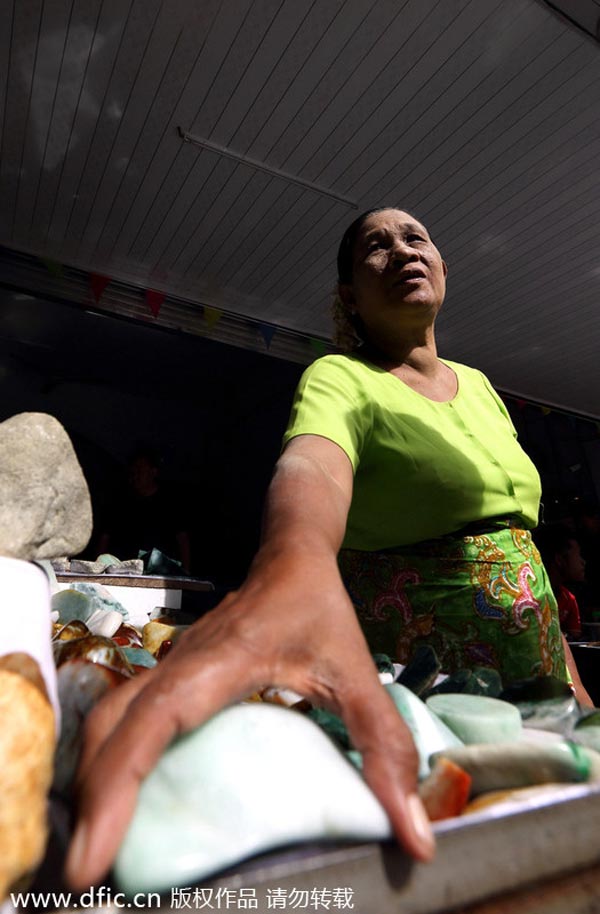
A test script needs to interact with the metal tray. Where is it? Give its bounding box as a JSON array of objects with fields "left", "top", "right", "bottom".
[{"left": 35, "top": 781, "right": 600, "bottom": 914}]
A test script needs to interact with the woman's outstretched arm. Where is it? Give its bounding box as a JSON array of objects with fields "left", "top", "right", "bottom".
[{"left": 65, "top": 434, "right": 434, "bottom": 889}]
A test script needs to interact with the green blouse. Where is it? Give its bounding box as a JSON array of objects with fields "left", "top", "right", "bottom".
[{"left": 282, "top": 354, "right": 541, "bottom": 550}]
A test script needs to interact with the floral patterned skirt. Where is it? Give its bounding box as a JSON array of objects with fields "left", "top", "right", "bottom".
[{"left": 338, "top": 526, "right": 567, "bottom": 685}]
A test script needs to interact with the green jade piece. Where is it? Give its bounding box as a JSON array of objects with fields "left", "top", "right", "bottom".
[
  {"left": 121, "top": 647, "right": 158, "bottom": 669},
  {"left": 426, "top": 693, "right": 522, "bottom": 744},
  {"left": 430, "top": 740, "right": 600, "bottom": 796},
  {"left": 573, "top": 712, "right": 600, "bottom": 752},
  {"left": 51, "top": 589, "right": 94, "bottom": 624},
  {"left": 69, "top": 581, "right": 129, "bottom": 619},
  {"left": 311, "top": 684, "right": 462, "bottom": 778},
  {"left": 385, "top": 684, "right": 463, "bottom": 778}
]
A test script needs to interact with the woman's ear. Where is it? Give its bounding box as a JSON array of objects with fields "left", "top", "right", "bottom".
[
  {"left": 338, "top": 283, "right": 356, "bottom": 312},
  {"left": 442, "top": 259, "right": 448, "bottom": 278}
]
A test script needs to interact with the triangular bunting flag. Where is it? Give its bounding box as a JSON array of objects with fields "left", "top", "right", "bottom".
[
  {"left": 259, "top": 323, "right": 276, "bottom": 349},
  {"left": 309, "top": 338, "right": 326, "bottom": 358},
  {"left": 90, "top": 273, "right": 110, "bottom": 303},
  {"left": 40, "top": 257, "right": 63, "bottom": 278},
  {"left": 145, "top": 289, "right": 165, "bottom": 318},
  {"left": 541, "top": 406, "right": 551, "bottom": 416},
  {"left": 516, "top": 399, "right": 527, "bottom": 411},
  {"left": 204, "top": 307, "right": 223, "bottom": 330}
]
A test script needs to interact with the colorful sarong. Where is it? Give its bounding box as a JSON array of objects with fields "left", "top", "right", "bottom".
[{"left": 339, "top": 526, "right": 567, "bottom": 685}]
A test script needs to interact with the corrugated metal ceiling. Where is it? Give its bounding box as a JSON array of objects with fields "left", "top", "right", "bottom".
[{"left": 1, "top": 0, "right": 600, "bottom": 414}]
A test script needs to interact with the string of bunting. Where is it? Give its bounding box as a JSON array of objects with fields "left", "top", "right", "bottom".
[
  {"left": 36, "top": 256, "right": 334, "bottom": 358},
  {"left": 502, "top": 393, "right": 600, "bottom": 435},
  {"left": 48, "top": 259, "right": 595, "bottom": 421},
  {"left": 36, "top": 251, "right": 600, "bottom": 426}
]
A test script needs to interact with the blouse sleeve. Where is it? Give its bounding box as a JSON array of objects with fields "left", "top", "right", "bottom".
[{"left": 281, "top": 357, "right": 369, "bottom": 472}]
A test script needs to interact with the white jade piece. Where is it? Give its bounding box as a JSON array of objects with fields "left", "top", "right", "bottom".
[
  {"left": 86, "top": 608, "right": 124, "bottom": 638},
  {"left": 115, "top": 704, "right": 391, "bottom": 895}
]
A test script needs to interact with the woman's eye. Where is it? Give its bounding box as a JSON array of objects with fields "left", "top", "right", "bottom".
[{"left": 407, "top": 234, "right": 425, "bottom": 243}]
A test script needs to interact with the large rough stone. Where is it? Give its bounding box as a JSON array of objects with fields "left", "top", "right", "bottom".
[{"left": 0, "top": 413, "right": 92, "bottom": 560}]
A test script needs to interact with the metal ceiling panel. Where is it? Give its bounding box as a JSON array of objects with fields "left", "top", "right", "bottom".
[{"left": 1, "top": 0, "right": 600, "bottom": 415}]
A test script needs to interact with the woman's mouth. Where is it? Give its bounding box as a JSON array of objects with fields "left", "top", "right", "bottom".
[{"left": 394, "top": 271, "right": 426, "bottom": 287}]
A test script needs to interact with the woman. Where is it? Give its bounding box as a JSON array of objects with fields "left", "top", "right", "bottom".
[
  {"left": 66, "top": 208, "right": 573, "bottom": 887},
  {"left": 284, "top": 208, "right": 567, "bottom": 683}
]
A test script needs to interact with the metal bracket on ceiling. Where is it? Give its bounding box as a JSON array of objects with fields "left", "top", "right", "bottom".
[{"left": 177, "top": 127, "right": 357, "bottom": 209}]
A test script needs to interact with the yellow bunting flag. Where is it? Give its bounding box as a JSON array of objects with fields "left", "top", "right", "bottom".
[
  {"left": 204, "top": 307, "right": 223, "bottom": 330},
  {"left": 541, "top": 407, "right": 551, "bottom": 416}
]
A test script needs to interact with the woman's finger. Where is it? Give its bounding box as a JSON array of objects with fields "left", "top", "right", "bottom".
[
  {"left": 341, "top": 679, "right": 435, "bottom": 862},
  {"left": 76, "top": 670, "right": 155, "bottom": 782},
  {"left": 65, "top": 634, "right": 271, "bottom": 890}
]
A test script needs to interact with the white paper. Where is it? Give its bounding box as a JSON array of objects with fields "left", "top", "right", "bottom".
[{"left": 0, "top": 556, "right": 59, "bottom": 733}]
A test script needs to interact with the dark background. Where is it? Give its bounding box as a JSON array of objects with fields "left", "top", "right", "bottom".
[{"left": 0, "top": 287, "right": 598, "bottom": 591}]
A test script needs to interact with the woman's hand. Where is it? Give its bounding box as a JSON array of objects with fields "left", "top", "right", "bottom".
[{"left": 65, "top": 438, "right": 434, "bottom": 889}]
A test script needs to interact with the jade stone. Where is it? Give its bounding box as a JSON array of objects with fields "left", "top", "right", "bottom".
[
  {"left": 372, "top": 653, "right": 395, "bottom": 677},
  {"left": 426, "top": 693, "right": 522, "bottom": 744},
  {"left": 309, "top": 683, "right": 462, "bottom": 777},
  {"left": 307, "top": 707, "right": 351, "bottom": 751},
  {"left": 577, "top": 710, "right": 600, "bottom": 728},
  {"left": 114, "top": 704, "right": 391, "bottom": 895},
  {"left": 121, "top": 647, "right": 157, "bottom": 669},
  {"left": 52, "top": 589, "right": 94, "bottom": 624},
  {"left": 573, "top": 713, "right": 600, "bottom": 752},
  {"left": 501, "top": 675, "right": 580, "bottom": 735},
  {"left": 397, "top": 645, "right": 441, "bottom": 697},
  {"left": 572, "top": 728, "right": 600, "bottom": 753},
  {"left": 431, "top": 740, "right": 600, "bottom": 796},
  {"left": 385, "top": 684, "right": 463, "bottom": 778},
  {"left": 69, "top": 582, "right": 129, "bottom": 619},
  {"left": 425, "top": 667, "right": 503, "bottom": 699}
]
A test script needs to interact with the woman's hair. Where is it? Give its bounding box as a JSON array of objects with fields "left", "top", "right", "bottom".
[{"left": 333, "top": 207, "right": 390, "bottom": 351}]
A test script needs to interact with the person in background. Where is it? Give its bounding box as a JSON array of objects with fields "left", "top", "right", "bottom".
[
  {"left": 96, "top": 446, "right": 191, "bottom": 574},
  {"left": 573, "top": 500, "right": 600, "bottom": 620},
  {"left": 66, "top": 207, "right": 587, "bottom": 888},
  {"left": 535, "top": 524, "right": 584, "bottom": 640}
]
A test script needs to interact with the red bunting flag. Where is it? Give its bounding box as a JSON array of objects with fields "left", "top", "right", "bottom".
[
  {"left": 90, "top": 273, "right": 110, "bottom": 303},
  {"left": 516, "top": 399, "right": 527, "bottom": 411},
  {"left": 145, "top": 289, "right": 165, "bottom": 318}
]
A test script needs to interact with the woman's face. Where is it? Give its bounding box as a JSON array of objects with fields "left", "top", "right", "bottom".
[{"left": 340, "top": 209, "right": 447, "bottom": 340}]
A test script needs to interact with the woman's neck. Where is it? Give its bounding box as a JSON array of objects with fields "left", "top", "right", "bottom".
[
  {"left": 360, "top": 328, "right": 439, "bottom": 373},
  {"left": 359, "top": 333, "right": 457, "bottom": 401}
]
